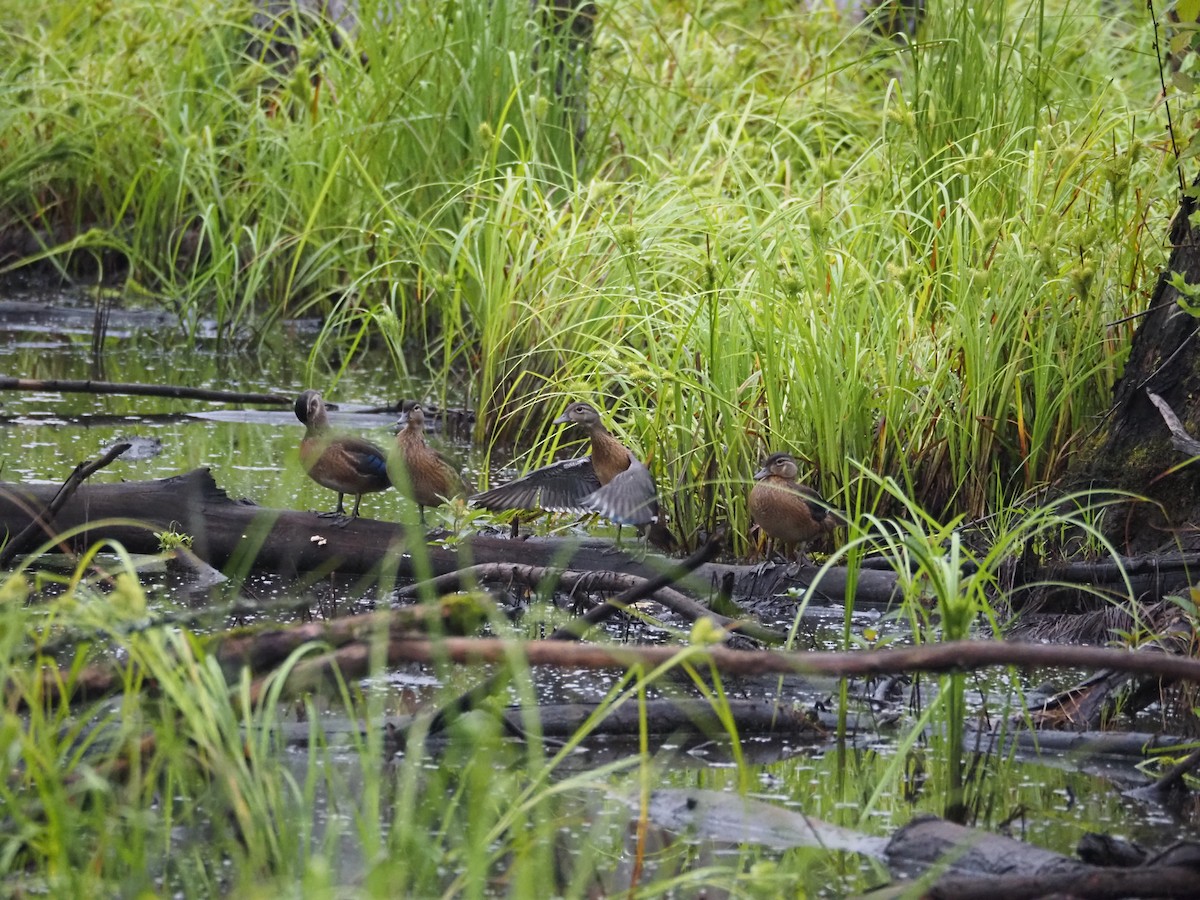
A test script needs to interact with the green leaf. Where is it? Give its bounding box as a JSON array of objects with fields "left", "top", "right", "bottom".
[{"left": 1179, "top": 134, "right": 1200, "bottom": 160}]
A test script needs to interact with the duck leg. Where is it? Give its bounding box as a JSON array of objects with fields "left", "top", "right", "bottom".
[{"left": 317, "top": 492, "right": 349, "bottom": 519}]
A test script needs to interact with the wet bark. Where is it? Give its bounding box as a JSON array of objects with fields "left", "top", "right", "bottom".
[{"left": 1081, "top": 174, "right": 1200, "bottom": 553}]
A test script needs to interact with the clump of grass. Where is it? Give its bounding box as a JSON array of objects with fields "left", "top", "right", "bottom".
[{"left": 1, "top": 0, "right": 583, "bottom": 339}]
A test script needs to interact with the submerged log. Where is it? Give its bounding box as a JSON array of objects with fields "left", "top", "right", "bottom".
[
  {"left": 886, "top": 814, "right": 1093, "bottom": 877},
  {"left": 610, "top": 790, "right": 1198, "bottom": 899},
  {"left": 887, "top": 816, "right": 1200, "bottom": 899}
]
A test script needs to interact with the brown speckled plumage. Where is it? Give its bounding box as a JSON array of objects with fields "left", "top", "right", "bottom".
[{"left": 391, "top": 401, "right": 472, "bottom": 523}]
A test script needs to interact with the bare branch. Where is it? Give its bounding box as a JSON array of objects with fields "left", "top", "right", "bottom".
[{"left": 0, "top": 441, "right": 131, "bottom": 568}]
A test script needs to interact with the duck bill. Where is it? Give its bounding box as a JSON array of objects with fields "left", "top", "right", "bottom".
[
  {"left": 753, "top": 466, "right": 770, "bottom": 480},
  {"left": 552, "top": 413, "right": 571, "bottom": 425}
]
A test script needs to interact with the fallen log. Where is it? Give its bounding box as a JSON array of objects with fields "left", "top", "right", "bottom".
[
  {"left": 331, "top": 635, "right": 1200, "bottom": 685},
  {"left": 272, "top": 699, "right": 836, "bottom": 746},
  {"left": 885, "top": 815, "right": 1200, "bottom": 898},
  {"left": 0, "top": 468, "right": 896, "bottom": 604},
  {"left": 0, "top": 441, "right": 129, "bottom": 567},
  {"left": 14, "top": 598, "right": 487, "bottom": 709},
  {"left": 886, "top": 813, "right": 1093, "bottom": 877},
  {"left": 0, "top": 376, "right": 291, "bottom": 406},
  {"left": 967, "top": 724, "right": 1200, "bottom": 760},
  {"left": 212, "top": 600, "right": 488, "bottom": 675},
  {"left": 2, "top": 469, "right": 1195, "bottom": 609}
]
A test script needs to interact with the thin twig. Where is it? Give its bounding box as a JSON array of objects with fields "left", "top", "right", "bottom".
[
  {"left": 378, "top": 636, "right": 1200, "bottom": 685},
  {"left": 1150, "top": 0, "right": 1187, "bottom": 198}
]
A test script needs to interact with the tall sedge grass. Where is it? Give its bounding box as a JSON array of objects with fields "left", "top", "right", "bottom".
[
  {"left": 792, "top": 473, "right": 1141, "bottom": 818},
  {"left": 0, "top": 0, "right": 1174, "bottom": 544},
  {"left": 392, "top": 0, "right": 1163, "bottom": 547},
  {"left": 1, "top": 0, "right": 582, "bottom": 335}
]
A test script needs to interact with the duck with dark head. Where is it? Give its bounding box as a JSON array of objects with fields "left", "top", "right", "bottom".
[
  {"left": 391, "top": 400, "right": 473, "bottom": 525},
  {"left": 294, "top": 389, "right": 391, "bottom": 524}
]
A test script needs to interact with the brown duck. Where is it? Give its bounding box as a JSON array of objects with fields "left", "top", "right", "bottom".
[
  {"left": 749, "top": 452, "right": 838, "bottom": 562},
  {"left": 391, "top": 401, "right": 473, "bottom": 524},
  {"left": 472, "top": 401, "right": 676, "bottom": 549},
  {"left": 295, "top": 389, "right": 391, "bottom": 522}
]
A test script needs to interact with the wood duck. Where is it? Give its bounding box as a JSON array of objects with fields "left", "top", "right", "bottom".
[
  {"left": 391, "top": 401, "right": 473, "bottom": 524},
  {"left": 749, "top": 452, "right": 838, "bottom": 563},
  {"left": 472, "top": 401, "right": 676, "bottom": 550},
  {"left": 294, "top": 389, "right": 391, "bottom": 522}
]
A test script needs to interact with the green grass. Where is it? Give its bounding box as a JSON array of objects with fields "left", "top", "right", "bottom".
[
  {"left": 4, "top": 485, "right": 1185, "bottom": 896},
  {"left": 0, "top": 0, "right": 1174, "bottom": 545}
]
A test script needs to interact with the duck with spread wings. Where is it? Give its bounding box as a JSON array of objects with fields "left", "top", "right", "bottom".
[{"left": 471, "top": 401, "right": 676, "bottom": 550}]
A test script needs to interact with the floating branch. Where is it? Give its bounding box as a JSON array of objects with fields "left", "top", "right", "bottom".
[
  {"left": 0, "top": 376, "right": 292, "bottom": 405},
  {"left": 370, "top": 635, "right": 1200, "bottom": 685}
]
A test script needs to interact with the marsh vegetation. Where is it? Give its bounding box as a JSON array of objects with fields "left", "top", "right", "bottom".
[{"left": 2, "top": 0, "right": 1199, "bottom": 896}]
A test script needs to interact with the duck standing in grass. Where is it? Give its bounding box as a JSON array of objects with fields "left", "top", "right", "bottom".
[
  {"left": 472, "top": 400, "right": 677, "bottom": 550},
  {"left": 391, "top": 401, "right": 473, "bottom": 524},
  {"left": 749, "top": 451, "right": 838, "bottom": 564},
  {"left": 294, "top": 389, "right": 391, "bottom": 523}
]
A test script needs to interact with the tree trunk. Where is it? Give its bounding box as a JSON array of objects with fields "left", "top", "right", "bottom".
[{"left": 1081, "top": 178, "right": 1200, "bottom": 553}]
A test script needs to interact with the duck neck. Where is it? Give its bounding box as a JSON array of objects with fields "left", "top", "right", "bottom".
[
  {"left": 399, "top": 419, "right": 425, "bottom": 447},
  {"left": 306, "top": 408, "right": 330, "bottom": 435},
  {"left": 589, "top": 428, "right": 631, "bottom": 483}
]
